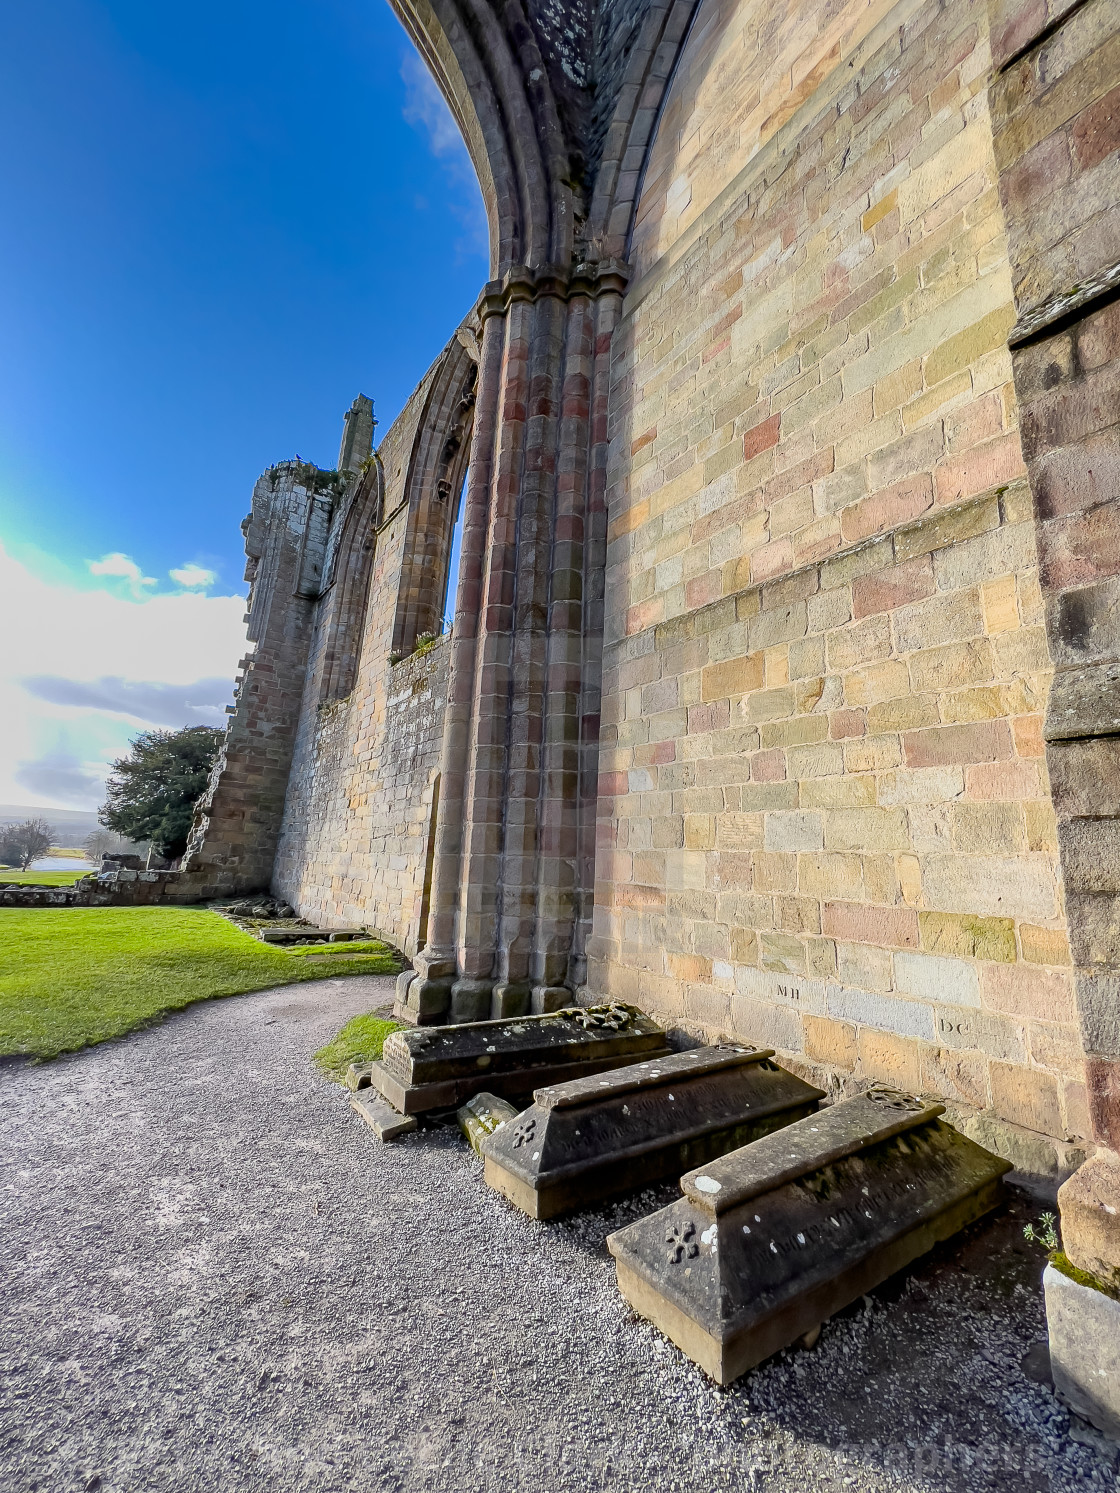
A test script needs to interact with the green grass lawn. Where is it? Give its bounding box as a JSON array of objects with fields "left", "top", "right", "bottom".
[
  {"left": 313, "top": 1012, "right": 401, "bottom": 1082},
  {"left": 0, "top": 906, "right": 402, "bottom": 1060},
  {"left": 0, "top": 870, "right": 92, "bottom": 885}
]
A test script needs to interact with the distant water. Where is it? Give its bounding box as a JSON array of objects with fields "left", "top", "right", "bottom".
[{"left": 30, "top": 857, "right": 99, "bottom": 872}]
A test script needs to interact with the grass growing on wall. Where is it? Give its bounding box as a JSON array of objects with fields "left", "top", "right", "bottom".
[
  {"left": 0, "top": 907, "right": 401, "bottom": 1060},
  {"left": 312, "top": 1012, "right": 401, "bottom": 1082}
]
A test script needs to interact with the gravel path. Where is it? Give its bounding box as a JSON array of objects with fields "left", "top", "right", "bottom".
[{"left": 1, "top": 977, "right": 1117, "bottom": 1493}]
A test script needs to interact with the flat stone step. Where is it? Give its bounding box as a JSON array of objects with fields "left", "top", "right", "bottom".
[
  {"left": 607, "top": 1086, "right": 1011, "bottom": 1386},
  {"left": 371, "top": 1003, "right": 671, "bottom": 1114},
  {"left": 350, "top": 1092, "right": 419, "bottom": 1142},
  {"left": 259, "top": 926, "right": 367, "bottom": 943},
  {"left": 481, "top": 1046, "right": 825, "bottom": 1219}
]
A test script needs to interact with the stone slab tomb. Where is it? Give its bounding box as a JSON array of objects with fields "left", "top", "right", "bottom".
[
  {"left": 608, "top": 1087, "right": 1011, "bottom": 1385},
  {"left": 371, "top": 1003, "right": 671, "bottom": 1115},
  {"left": 482, "top": 1046, "right": 825, "bottom": 1219}
]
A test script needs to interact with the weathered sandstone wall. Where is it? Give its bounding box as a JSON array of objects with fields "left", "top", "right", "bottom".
[
  {"left": 272, "top": 366, "right": 450, "bottom": 952},
  {"left": 589, "top": 0, "right": 1088, "bottom": 1169}
]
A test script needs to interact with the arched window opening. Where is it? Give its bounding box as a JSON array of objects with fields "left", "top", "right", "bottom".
[
  {"left": 317, "top": 456, "right": 384, "bottom": 703},
  {"left": 441, "top": 467, "right": 468, "bottom": 635},
  {"left": 390, "top": 333, "right": 477, "bottom": 660}
]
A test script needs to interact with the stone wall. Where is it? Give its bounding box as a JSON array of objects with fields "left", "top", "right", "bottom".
[
  {"left": 157, "top": 0, "right": 1118, "bottom": 1180},
  {"left": 272, "top": 639, "right": 447, "bottom": 951},
  {"left": 988, "top": 0, "right": 1120, "bottom": 1163},
  {"left": 270, "top": 344, "right": 466, "bottom": 951},
  {"left": 588, "top": 0, "right": 1090, "bottom": 1166}
]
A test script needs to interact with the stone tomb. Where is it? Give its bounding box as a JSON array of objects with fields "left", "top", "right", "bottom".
[
  {"left": 371, "top": 1003, "right": 672, "bottom": 1115},
  {"left": 607, "top": 1087, "right": 1011, "bottom": 1385},
  {"left": 482, "top": 1046, "right": 825, "bottom": 1219}
]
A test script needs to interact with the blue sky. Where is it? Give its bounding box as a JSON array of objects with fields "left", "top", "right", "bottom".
[{"left": 0, "top": 0, "right": 487, "bottom": 811}]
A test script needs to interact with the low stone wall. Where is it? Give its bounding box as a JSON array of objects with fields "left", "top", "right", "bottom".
[{"left": 0, "top": 868, "right": 254, "bottom": 909}]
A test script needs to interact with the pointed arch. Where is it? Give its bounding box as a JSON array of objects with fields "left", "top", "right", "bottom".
[
  {"left": 388, "top": 0, "right": 583, "bottom": 273},
  {"left": 392, "top": 331, "right": 479, "bottom": 656},
  {"left": 316, "top": 458, "right": 384, "bottom": 703}
]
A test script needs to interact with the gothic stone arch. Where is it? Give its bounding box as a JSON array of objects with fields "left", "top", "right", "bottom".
[{"left": 391, "top": 0, "right": 704, "bottom": 1022}]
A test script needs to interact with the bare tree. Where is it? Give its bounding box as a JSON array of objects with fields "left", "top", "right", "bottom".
[
  {"left": 84, "top": 828, "right": 120, "bottom": 861},
  {"left": 0, "top": 818, "right": 56, "bottom": 871}
]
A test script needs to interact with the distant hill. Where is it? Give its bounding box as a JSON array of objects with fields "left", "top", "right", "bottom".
[{"left": 0, "top": 804, "right": 105, "bottom": 842}]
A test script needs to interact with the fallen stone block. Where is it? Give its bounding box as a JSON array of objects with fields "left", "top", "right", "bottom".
[
  {"left": 482, "top": 1046, "right": 825, "bottom": 1219},
  {"left": 350, "top": 1092, "right": 419, "bottom": 1142},
  {"left": 370, "top": 1003, "right": 671, "bottom": 1114},
  {"left": 1044, "top": 1261, "right": 1120, "bottom": 1443},
  {"left": 607, "top": 1086, "right": 1011, "bottom": 1385},
  {"left": 345, "top": 1062, "right": 374, "bottom": 1091},
  {"left": 458, "top": 1091, "right": 520, "bottom": 1156}
]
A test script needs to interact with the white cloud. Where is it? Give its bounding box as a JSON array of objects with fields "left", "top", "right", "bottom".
[
  {"left": 0, "top": 541, "right": 247, "bottom": 811},
  {"left": 401, "top": 52, "right": 466, "bottom": 159},
  {"left": 169, "top": 562, "right": 217, "bottom": 588},
  {"left": 88, "top": 551, "right": 158, "bottom": 596},
  {"left": 400, "top": 52, "right": 488, "bottom": 262}
]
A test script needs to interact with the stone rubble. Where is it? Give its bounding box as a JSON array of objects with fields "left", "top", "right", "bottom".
[{"left": 457, "top": 1092, "right": 520, "bottom": 1156}]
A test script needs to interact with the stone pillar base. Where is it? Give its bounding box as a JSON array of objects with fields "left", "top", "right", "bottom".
[
  {"left": 531, "top": 985, "right": 571, "bottom": 1014},
  {"left": 490, "top": 982, "right": 531, "bottom": 1019},
  {"left": 450, "top": 978, "right": 493, "bottom": 1023},
  {"left": 1044, "top": 1263, "right": 1120, "bottom": 1443},
  {"left": 401, "top": 977, "right": 454, "bottom": 1025}
]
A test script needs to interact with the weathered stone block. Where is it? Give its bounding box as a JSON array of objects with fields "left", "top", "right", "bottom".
[
  {"left": 344, "top": 1062, "right": 373, "bottom": 1091},
  {"left": 397, "top": 976, "right": 454, "bottom": 1025},
  {"left": 1058, "top": 1152, "right": 1120, "bottom": 1290},
  {"left": 607, "top": 1088, "right": 1010, "bottom": 1385},
  {"left": 350, "top": 1092, "right": 419, "bottom": 1142},
  {"left": 826, "top": 984, "right": 936, "bottom": 1042},
  {"left": 894, "top": 951, "right": 981, "bottom": 1007},
  {"left": 1044, "top": 1263, "right": 1120, "bottom": 1442},
  {"left": 482, "top": 1046, "right": 824, "bottom": 1219},
  {"left": 989, "top": 1059, "right": 1065, "bottom": 1137},
  {"left": 763, "top": 812, "right": 823, "bottom": 852},
  {"left": 457, "top": 1091, "right": 520, "bottom": 1156},
  {"left": 451, "top": 978, "right": 494, "bottom": 1023},
  {"left": 371, "top": 1003, "right": 672, "bottom": 1114},
  {"left": 1046, "top": 661, "right": 1120, "bottom": 742},
  {"left": 919, "top": 909, "right": 1017, "bottom": 962}
]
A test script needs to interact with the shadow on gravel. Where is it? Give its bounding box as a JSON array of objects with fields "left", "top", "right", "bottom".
[{"left": 397, "top": 1126, "right": 1112, "bottom": 1493}]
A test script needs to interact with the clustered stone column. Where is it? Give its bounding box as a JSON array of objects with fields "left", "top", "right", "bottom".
[
  {"left": 988, "top": 0, "right": 1120, "bottom": 1435},
  {"left": 401, "top": 260, "right": 627, "bottom": 1023}
]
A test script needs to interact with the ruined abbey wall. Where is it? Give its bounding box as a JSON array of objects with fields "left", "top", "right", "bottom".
[
  {"left": 270, "top": 360, "right": 455, "bottom": 952},
  {"left": 179, "top": 0, "right": 1119, "bottom": 1191},
  {"left": 588, "top": 0, "right": 1094, "bottom": 1169}
]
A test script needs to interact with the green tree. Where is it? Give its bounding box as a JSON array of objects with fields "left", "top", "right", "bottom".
[{"left": 101, "top": 726, "right": 224, "bottom": 860}]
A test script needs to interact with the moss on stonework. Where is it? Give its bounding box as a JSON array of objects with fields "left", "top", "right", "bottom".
[
  {"left": 313, "top": 1012, "right": 401, "bottom": 1082},
  {"left": 1049, "top": 1249, "right": 1120, "bottom": 1302}
]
